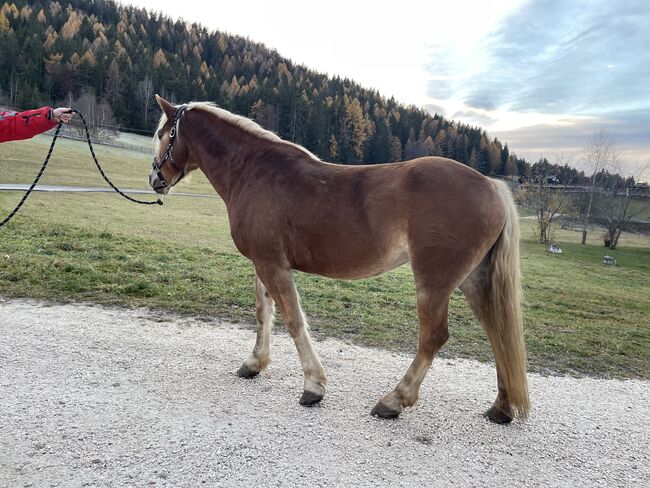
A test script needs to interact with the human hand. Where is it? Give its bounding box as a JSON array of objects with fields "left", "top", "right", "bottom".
[{"left": 52, "top": 108, "right": 74, "bottom": 124}]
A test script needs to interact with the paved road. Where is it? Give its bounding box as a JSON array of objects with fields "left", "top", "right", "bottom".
[
  {"left": 0, "top": 184, "right": 218, "bottom": 199},
  {"left": 1, "top": 299, "right": 648, "bottom": 487}
]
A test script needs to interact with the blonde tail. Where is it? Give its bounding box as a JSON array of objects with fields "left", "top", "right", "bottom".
[{"left": 485, "top": 180, "right": 530, "bottom": 418}]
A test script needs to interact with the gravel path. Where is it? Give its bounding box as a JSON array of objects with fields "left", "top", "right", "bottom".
[{"left": 1, "top": 299, "right": 648, "bottom": 487}]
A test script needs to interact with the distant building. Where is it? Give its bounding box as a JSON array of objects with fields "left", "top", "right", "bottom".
[{"left": 546, "top": 175, "right": 560, "bottom": 184}]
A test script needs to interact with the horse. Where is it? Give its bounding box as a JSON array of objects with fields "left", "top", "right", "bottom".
[{"left": 149, "top": 95, "right": 529, "bottom": 424}]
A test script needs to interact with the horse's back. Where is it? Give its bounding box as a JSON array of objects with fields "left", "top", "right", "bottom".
[
  {"left": 313, "top": 156, "right": 504, "bottom": 240},
  {"left": 299, "top": 157, "right": 502, "bottom": 278},
  {"left": 231, "top": 154, "right": 505, "bottom": 280}
]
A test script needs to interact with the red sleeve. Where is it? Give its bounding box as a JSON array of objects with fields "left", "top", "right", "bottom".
[{"left": 0, "top": 107, "right": 58, "bottom": 143}]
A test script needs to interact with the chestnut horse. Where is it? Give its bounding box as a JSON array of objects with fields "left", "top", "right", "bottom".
[{"left": 150, "top": 95, "right": 529, "bottom": 423}]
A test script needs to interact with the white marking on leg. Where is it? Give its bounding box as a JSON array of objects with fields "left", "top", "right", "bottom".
[
  {"left": 255, "top": 266, "right": 327, "bottom": 399},
  {"left": 287, "top": 311, "right": 327, "bottom": 395}
]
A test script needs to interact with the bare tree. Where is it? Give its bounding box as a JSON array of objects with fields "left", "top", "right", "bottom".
[
  {"left": 96, "top": 99, "right": 118, "bottom": 139},
  {"left": 578, "top": 131, "right": 619, "bottom": 244},
  {"left": 517, "top": 156, "right": 570, "bottom": 244},
  {"left": 69, "top": 88, "right": 117, "bottom": 140},
  {"left": 9, "top": 69, "right": 19, "bottom": 106},
  {"left": 136, "top": 75, "right": 154, "bottom": 125},
  {"left": 72, "top": 89, "right": 97, "bottom": 138},
  {"left": 596, "top": 161, "right": 650, "bottom": 249}
]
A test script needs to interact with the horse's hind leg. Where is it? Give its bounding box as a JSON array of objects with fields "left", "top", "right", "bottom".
[
  {"left": 254, "top": 263, "right": 327, "bottom": 405},
  {"left": 372, "top": 287, "right": 450, "bottom": 419},
  {"left": 237, "top": 273, "right": 275, "bottom": 378},
  {"left": 460, "top": 261, "right": 513, "bottom": 424}
]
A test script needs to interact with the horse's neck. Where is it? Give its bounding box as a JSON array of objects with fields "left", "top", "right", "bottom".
[
  {"left": 188, "top": 116, "right": 261, "bottom": 204},
  {"left": 187, "top": 110, "right": 315, "bottom": 204},
  {"left": 196, "top": 145, "right": 247, "bottom": 205}
]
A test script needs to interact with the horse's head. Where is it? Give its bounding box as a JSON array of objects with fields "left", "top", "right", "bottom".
[{"left": 149, "top": 95, "right": 197, "bottom": 194}]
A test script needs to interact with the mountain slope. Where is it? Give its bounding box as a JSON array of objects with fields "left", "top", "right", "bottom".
[{"left": 0, "top": 0, "right": 539, "bottom": 176}]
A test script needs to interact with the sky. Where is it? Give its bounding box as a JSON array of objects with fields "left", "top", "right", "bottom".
[{"left": 127, "top": 0, "right": 649, "bottom": 174}]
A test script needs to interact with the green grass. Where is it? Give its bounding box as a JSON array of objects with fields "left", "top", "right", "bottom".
[
  {"left": 0, "top": 133, "right": 215, "bottom": 193},
  {"left": 629, "top": 198, "right": 650, "bottom": 220},
  {"left": 1, "top": 135, "right": 649, "bottom": 379}
]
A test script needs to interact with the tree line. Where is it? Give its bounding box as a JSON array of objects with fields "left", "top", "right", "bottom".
[
  {"left": 518, "top": 133, "right": 648, "bottom": 249},
  {"left": 1, "top": 0, "right": 527, "bottom": 174},
  {"left": 0, "top": 0, "right": 618, "bottom": 190}
]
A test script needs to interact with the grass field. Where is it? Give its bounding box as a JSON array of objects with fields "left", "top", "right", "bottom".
[
  {"left": 629, "top": 198, "right": 650, "bottom": 221},
  {"left": 1, "top": 134, "right": 649, "bottom": 379}
]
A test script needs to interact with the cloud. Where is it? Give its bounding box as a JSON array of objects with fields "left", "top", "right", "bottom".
[
  {"left": 451, "top": 109, "right": 498, "bottom": 128},
  {"left": 490, "top": 110, "right": 650, "bottom": 172},
  {"left": 474, "top": 0, "right": 648, "bottom": 115},
  {"left": 423, "top": 103, "right": 447, "bottom": 117},
  {"left": 426, "top": 79, "right": 454, "bottom": 100},
  {"left": 424, "top": 0, "right": 650, "bottom": 165}
]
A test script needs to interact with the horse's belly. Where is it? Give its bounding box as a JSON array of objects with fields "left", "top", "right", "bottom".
[{"left": 292, "top": 240, "right": 410, "bottom": 280}]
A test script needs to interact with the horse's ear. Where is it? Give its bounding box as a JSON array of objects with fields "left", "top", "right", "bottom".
[{"left": 155, "top": 94, "right": 176, "bottom": 120}]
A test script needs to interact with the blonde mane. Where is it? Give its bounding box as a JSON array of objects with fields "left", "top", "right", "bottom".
[{"left": 162, "top": 102, "right": 320, "bottom": 160}]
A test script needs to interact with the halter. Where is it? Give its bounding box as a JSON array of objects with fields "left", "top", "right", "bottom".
[{"left": 152, "top": 104, "right": 188, "bottom": 188}]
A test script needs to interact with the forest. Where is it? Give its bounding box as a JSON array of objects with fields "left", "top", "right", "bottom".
[{"left": 1, "top": 0, "right": 593, "bottom": 184}]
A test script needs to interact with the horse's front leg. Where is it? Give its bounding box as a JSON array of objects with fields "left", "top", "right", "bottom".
[
  {"left": 255, "top": 263, "right": 327, "bottom": 405},
  {"left": 237, "top": 273, "right": 275, "bottom": 378}
]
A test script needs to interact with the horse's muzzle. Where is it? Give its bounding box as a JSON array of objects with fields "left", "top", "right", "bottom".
[{"left": 149, "top": 171, "right": 168, "bottom": 194}]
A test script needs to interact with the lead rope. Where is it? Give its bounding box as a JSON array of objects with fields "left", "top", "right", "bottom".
[{"left": 0, "top": 109, "right": 162, "bottom": 228}]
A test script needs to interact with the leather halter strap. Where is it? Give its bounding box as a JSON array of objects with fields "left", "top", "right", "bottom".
[{"left": 152, "top": 104, "right": 188, "bottom": 187}]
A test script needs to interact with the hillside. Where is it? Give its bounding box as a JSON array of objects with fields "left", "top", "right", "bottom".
[{"left": 0, "top": 0, "right": 586, "bottom": 182}]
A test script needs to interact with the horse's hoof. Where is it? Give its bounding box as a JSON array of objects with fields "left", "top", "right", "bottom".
[
  {"left": 484, "top": 405, "right": 513, "bottom": 424},
  {"left": 236, "top": 364, "right": 259, "bottom": 379},
  {"left": 299, "top": 390, "right": 323, "bottom": 406},
  {"left": 371, "top": 402, "right": 401, "bottom": 419}
]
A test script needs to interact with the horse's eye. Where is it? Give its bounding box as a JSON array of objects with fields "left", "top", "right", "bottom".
[{"left": 157, "top": 130, "right": 163, "bottom": 140}]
